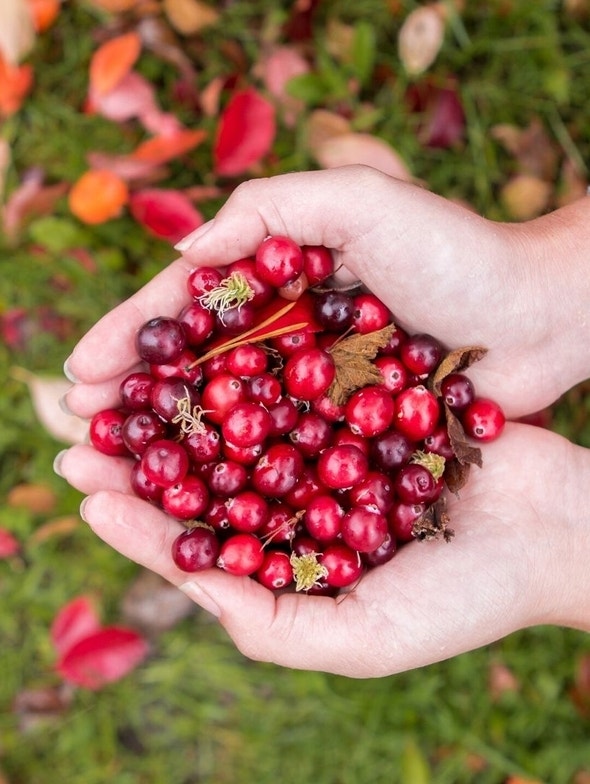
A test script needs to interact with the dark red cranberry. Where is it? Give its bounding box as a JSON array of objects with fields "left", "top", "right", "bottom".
[{"left": 136, "top": 316, "right": 186, "bottom": 365}]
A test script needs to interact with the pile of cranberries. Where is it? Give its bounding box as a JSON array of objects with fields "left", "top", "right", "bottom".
[{"left": 89, "top": 236, "right": 505, "bottom": 594}]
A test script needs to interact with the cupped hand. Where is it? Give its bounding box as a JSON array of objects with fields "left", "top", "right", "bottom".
[
  {"left": 57, "top": 423, "right": 590, "bottom": 678},
  {"left": 64, "top": 166, "right": 590, "bottom": 421}
]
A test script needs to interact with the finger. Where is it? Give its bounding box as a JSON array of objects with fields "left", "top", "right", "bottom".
[
  {"left": 63, "top": 364, "right": 144, "bottom": 419},
  {"left": 65, "top": 256, "right": 195, "bottom": 385},
  {"left": 58, "top": 444, "right": 133, "bottom": 495}
]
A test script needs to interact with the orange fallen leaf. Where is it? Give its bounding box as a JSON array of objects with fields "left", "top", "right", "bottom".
[
  {"left": 27, "top": 0, "right": 60, "bottom": 32},
  {"left": 0, "top": 53, "right": 33, "bottom": 116},
  {"left": 131, "top": 128, "right": 207, "bottom": 164},
  {"left": 68, "top": 169, "right": 129, "bottom": 224},
  {"left": 87, "top": 0, "right": 142, "bottom": 9},
  {"left": 500, "top": 174, "right": 552, "bottom": 221},
  {"left": 7, "top": 483, "right": 57, "bottom": 515},
  {"left": 30, "top": 515, "right": 81, "bottom": 544},
  {"left": 163, "top": 0, "right": 220, "bottom": 35},
  {"left": 89, "top": 31, "right": 142, "bottom": 97}
]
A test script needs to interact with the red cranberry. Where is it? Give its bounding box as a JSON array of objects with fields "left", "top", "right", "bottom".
[{"left": 172, "top": 526, "right": 220, "bottom": 572}]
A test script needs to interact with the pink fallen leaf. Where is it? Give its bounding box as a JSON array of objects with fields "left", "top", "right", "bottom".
[
  {"left": 313, "top": 132, "right": 412, "bottom": 181},
  {"left": 214, "top": 87, "right": 276, "bottom": 177},
  {"left": 56, "top": 626, "right": 149, "bottom": 690},
  {"left": 88, "top": 70, "right": 160, "bottom": 123},
  {"left": 129, "top": 187, "right": 204, "bottom": 244},
  {"left": 51, "top": 596, "right": 101, "bottom": 658},
  {"left": 2, "top": 167, "right": 68, "bottom": 241},
  {"left": 0, "top": 527, "right": 20, "bottom": 558},
  {"left": 87, "top": 151, "right": 169, "bottom": 184},
  {"left": 398, "top": 4, "right": 445, "bottom": 75},
  {"left": 255, "top": 45, "right": 309, "bottom": 126}
]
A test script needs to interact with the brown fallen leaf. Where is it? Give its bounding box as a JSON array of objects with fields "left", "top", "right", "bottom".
[
  {"left": 500, "top": 174, "right": 553, "bottom": 220},
  {"left": 13, "top": 683, "right": 74, "bottom": 733},
  {"left": 431, "top": 345, "right": 488, "bottom": 396},
  {"left": 121, "top": 570, "right": 196, "bottom": 636},
  {"left": 305, "top": 109, "right": 351, "bottom": 158},
  {"left": 29, "top": 515, "right": 81, "bottom": 544},
  {"left": 313, "top": 132, "right": 412, "bottom": 181},
  {"left": 491, "top": 117, "right": 559, "bottom": 180},
  {"left": 0, "top": 0, "right": 35, "bottom": 65},
  {"left": 326, "top": 324, "right": 395, "bottom": 406}
]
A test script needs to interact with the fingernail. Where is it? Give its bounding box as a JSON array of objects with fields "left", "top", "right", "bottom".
[
  {"left": 79, "top": 496, "right": 91, "bottom": 523},
  {"left": 174, "top": 219, "right": 216, "bottom": 252},
  {"left": 63, "top": 356, "right": 80, "bottom": 383},
  {"left": 179, "top": 580, "right": 221, "bottom": 618},
  {"left": 59, "top": 392, "right": 73, "bottom": 416},
  {"left": 53, "top": 449, "right": 68, "bottom": 478}
]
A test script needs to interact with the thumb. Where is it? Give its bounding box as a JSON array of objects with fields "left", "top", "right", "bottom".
[{"left": 174, "top": 166, "right": 412, "bottom": 266}]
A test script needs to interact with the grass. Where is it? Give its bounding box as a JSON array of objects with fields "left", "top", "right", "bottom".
[{"left": 1, "top": 1, "right": 590, "bottom": 782}]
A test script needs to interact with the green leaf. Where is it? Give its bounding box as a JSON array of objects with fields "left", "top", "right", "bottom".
[
  {"left": 286, "top": 73, "right": 328, "bottom": 105},
  {"left": 28, "top": 216, "right": 92, "bottom": 254},
  {"left": 400, "top": 737, "right": 431, "bottom": 784},
  {"left": 351, "top": 20, "right": 376, "bottom": 85}
]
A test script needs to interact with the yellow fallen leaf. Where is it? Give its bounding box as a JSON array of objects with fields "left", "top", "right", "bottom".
[
  {"left": 163, "top": 0, "right": 220, "bottom": 36},
  {"left": 12, "top": 368, "right": 89, "bottom": 445},
  {"left": 500, "top": 174, "right": 552, "bottom": 221},
  {"left": 0, "top": 0, "right": 35, "bottom": 65}
]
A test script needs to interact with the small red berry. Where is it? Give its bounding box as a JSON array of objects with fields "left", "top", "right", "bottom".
[
  {"left": 394, "top": 385, "right": 440, "bottom": 441},
  {"left": 255, "top": 235, "right": 304, "bottom": 287},
  {"left": 283, "top": 347, "right": 335, "bottom": 401},
  {"left": 462, "top": 397, "right": 506, "bottom": 442},
  {"left": 89, "top": 409, "right": 128, "bottom": 456},
  {"left": 217, "top": 533, "right": 265, "bottom": 576},
  {"left": 172, "top": 526, "right": 220, "bottom": 572}
]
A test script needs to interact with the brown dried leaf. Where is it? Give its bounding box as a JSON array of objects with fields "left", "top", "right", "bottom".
[
  {"left": 445, "top": 405, "right": 482, "bottom": 468},
  {"left": 500, "top": 174, "right": 553, "bottom": 221},
  {"left": 121, "top": 570, "right": 196, "bottom": 636},
  {"left": 0, "top": 0, "right": 35, "bottom": 65},
  {"left": 491, "top": 118, "right": 559, "bottom": 180},
  {"left": 431, "top": 345, "right": 487, "bottom": 395},
  {"left": 412, "top": 498, "right": 454, "bottom": 542},
  {"left": 443, "top": 456, "right": 471, "bottom": 494},
  {"left": 327, "top": 324, "right": 395, "bottom": 405},
  {"left": 314, "top": 132, "right": 412, "bottom": 182}
]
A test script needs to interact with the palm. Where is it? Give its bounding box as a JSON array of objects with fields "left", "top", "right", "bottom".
[{"left": 60, "top": 423, "right": 575, "bottom": 678}]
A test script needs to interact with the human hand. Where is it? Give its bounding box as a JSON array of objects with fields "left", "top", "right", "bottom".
[
  {"left": 64, "top": 165, "right": 590, "bottom": 421},
  {"left": 57, "top": 422, "right": 590, "bottom": 677}
]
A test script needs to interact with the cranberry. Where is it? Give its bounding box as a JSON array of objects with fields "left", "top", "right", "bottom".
[
  {"left": 251, "top": 443, "right": 304, "bottom": 497},
  {"left": 227, "top": 257, "right": 274, "bottom": 307},
  {"left": 370, "top": 429, "right": 415, "bottom": 472},
  {"left": 304, "top": 494, "right": 345, "bottom": 541},
  {"left": 208, "top": 460, "right": 248, "bottom": 497},
  {"left": 394, "top": 385, "right": 440, "bottom": 441},
  {"left": 319, "top": 543, "right": 363, "bottom": 588},
  {"left": 352, "top": 292, "right": 391, "bottom": 334},
  {"left": 362, "top": 531, "right": 397, "bottom": 567},
  {"left": 341, "top": 505, "right": 388, "bottom": 553},
  {"left": 172, "top": 525, "right": 220, "bottom": 572},
  {"left": 394, "top": 464, "right": 441, "bottom": 505},
  {"left": 440, "top": 372, "right": 475, "bottom": 412},
  {"left": 284, "top": 464, "right": 326, "bottom": 509},
  {"left": 140, "top": 439, "right": 189, "bottom": 488},
  {"left": 462, "top": 397, "right": 506, "bottom": 442},
  {"left": 345, "top": 384, "right": 395, "bottom": 437},
  {"left": 215, "top": 302, "right": 256, "bottom": 336},
  {"left": 136, "top": 316, "right": 186, "bottom": 365},
  {"left": 302, "top": 245, "right": 334, "bottom": 285},
  {"left": 270, "top": 329, "right": 317, "bottom": 357},
  {"left": 119, "top": 372, "right": 155, "bottom": 411},
  {"left": 203, "top": 497, "right": 230, "bottom": 530},
  {"left": 151, "top": 378, "right": 200, "bottom": 423},
  {"left": 89, "top": 409, "right": 128, "bottom": 456},
  {"left": 388, "top": 502, "right": 425, "bottom": 542},
  {"left": 267, "top": 397, "right": 300, "bottom": 436},
  {"left": 217, "top": 533, "right": 265, "bottom": 576},
  {"left": 247, "top": 373, "right": 282, "bottom": 405},
  {"left": 423, "top": 424, "right": 455, "bottom": 459},
  {"left": 221, "top": 401, "right": 273, "bottom": 448},
  {"left": 314, "top": 290, "right": 354, "bottom": 332},
  {"left": 186, "top": 266, "right": 224, "bottom": 298},
  {"left": 259, "top": 502, "right": 299, "bottom": 544},
  {"left": 317, "top": 444, "right": 369, "bottom": 489},
  {"left": 348, "top": 471, "right": 395, "bottom": 514},
  {"left": 122, "top": 411, "right": 167, "bottom": 456},
  {"left": 178, "top": 301, "right": 215, "bottom": 346},
  {"left": 149, "top": 348, "right": 203, "bottom": 386},
  {"left": 130, "top": 461, "right": 163, "bottom": 504},
  {"left": 184, "top": 423, "right": 221, "bottom": 464},
  {"left": 226, "top": 490, "right": 269, "bottom": 533},
  {"left": 288, "top": 411, "right": 333, "bottom": 458},
  {"left": 222, "top": 440, "right": 264, "bottom": 466},
  {"left": 162, "top": 474, "right": 209, "bottom": 520},
  {"left": 226, "top": 344, "right": 268, "bottom": 377},
  {"left": 400, "top": 333, "right": 443, "bottom": 376},
  {"left": 255, "top": 235, "right": 304, "bottom": 287},
  {"left": 374, "top": 356, "right": 408, "bottom": 395},
  {"left": 283, "top": 347, "right": 335, "bottom": 401},
  {"left": 201, "top": 373, "right": 247, "bottom": 425},
  {"left": 256, "top": 550, "right": 294, "bottom": 590}
]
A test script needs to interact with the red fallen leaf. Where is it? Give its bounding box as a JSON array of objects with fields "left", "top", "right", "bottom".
[
  {"left": 89, "top": 31, "right": 142, "bottom": 97},
  {"left": 406, "top": 76, "right": 465, "bottom": 149},
  {"left": 214, "top": 87, "right": 276, "bottom": 177},
  {"left": 56, "top": 626, "right": 149, "bottom": 690},
  {"left": 131, "top": 128, "right": 207, "bottom": 165},
  {"left": 129, "top": 188, "right": 204, "bottom": 244},
  {"left": 51, "top": 596, "right": 101, "bottom": 658},
  {"left": 0, "top": 527, "right": 20, "bottom": 558}
]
